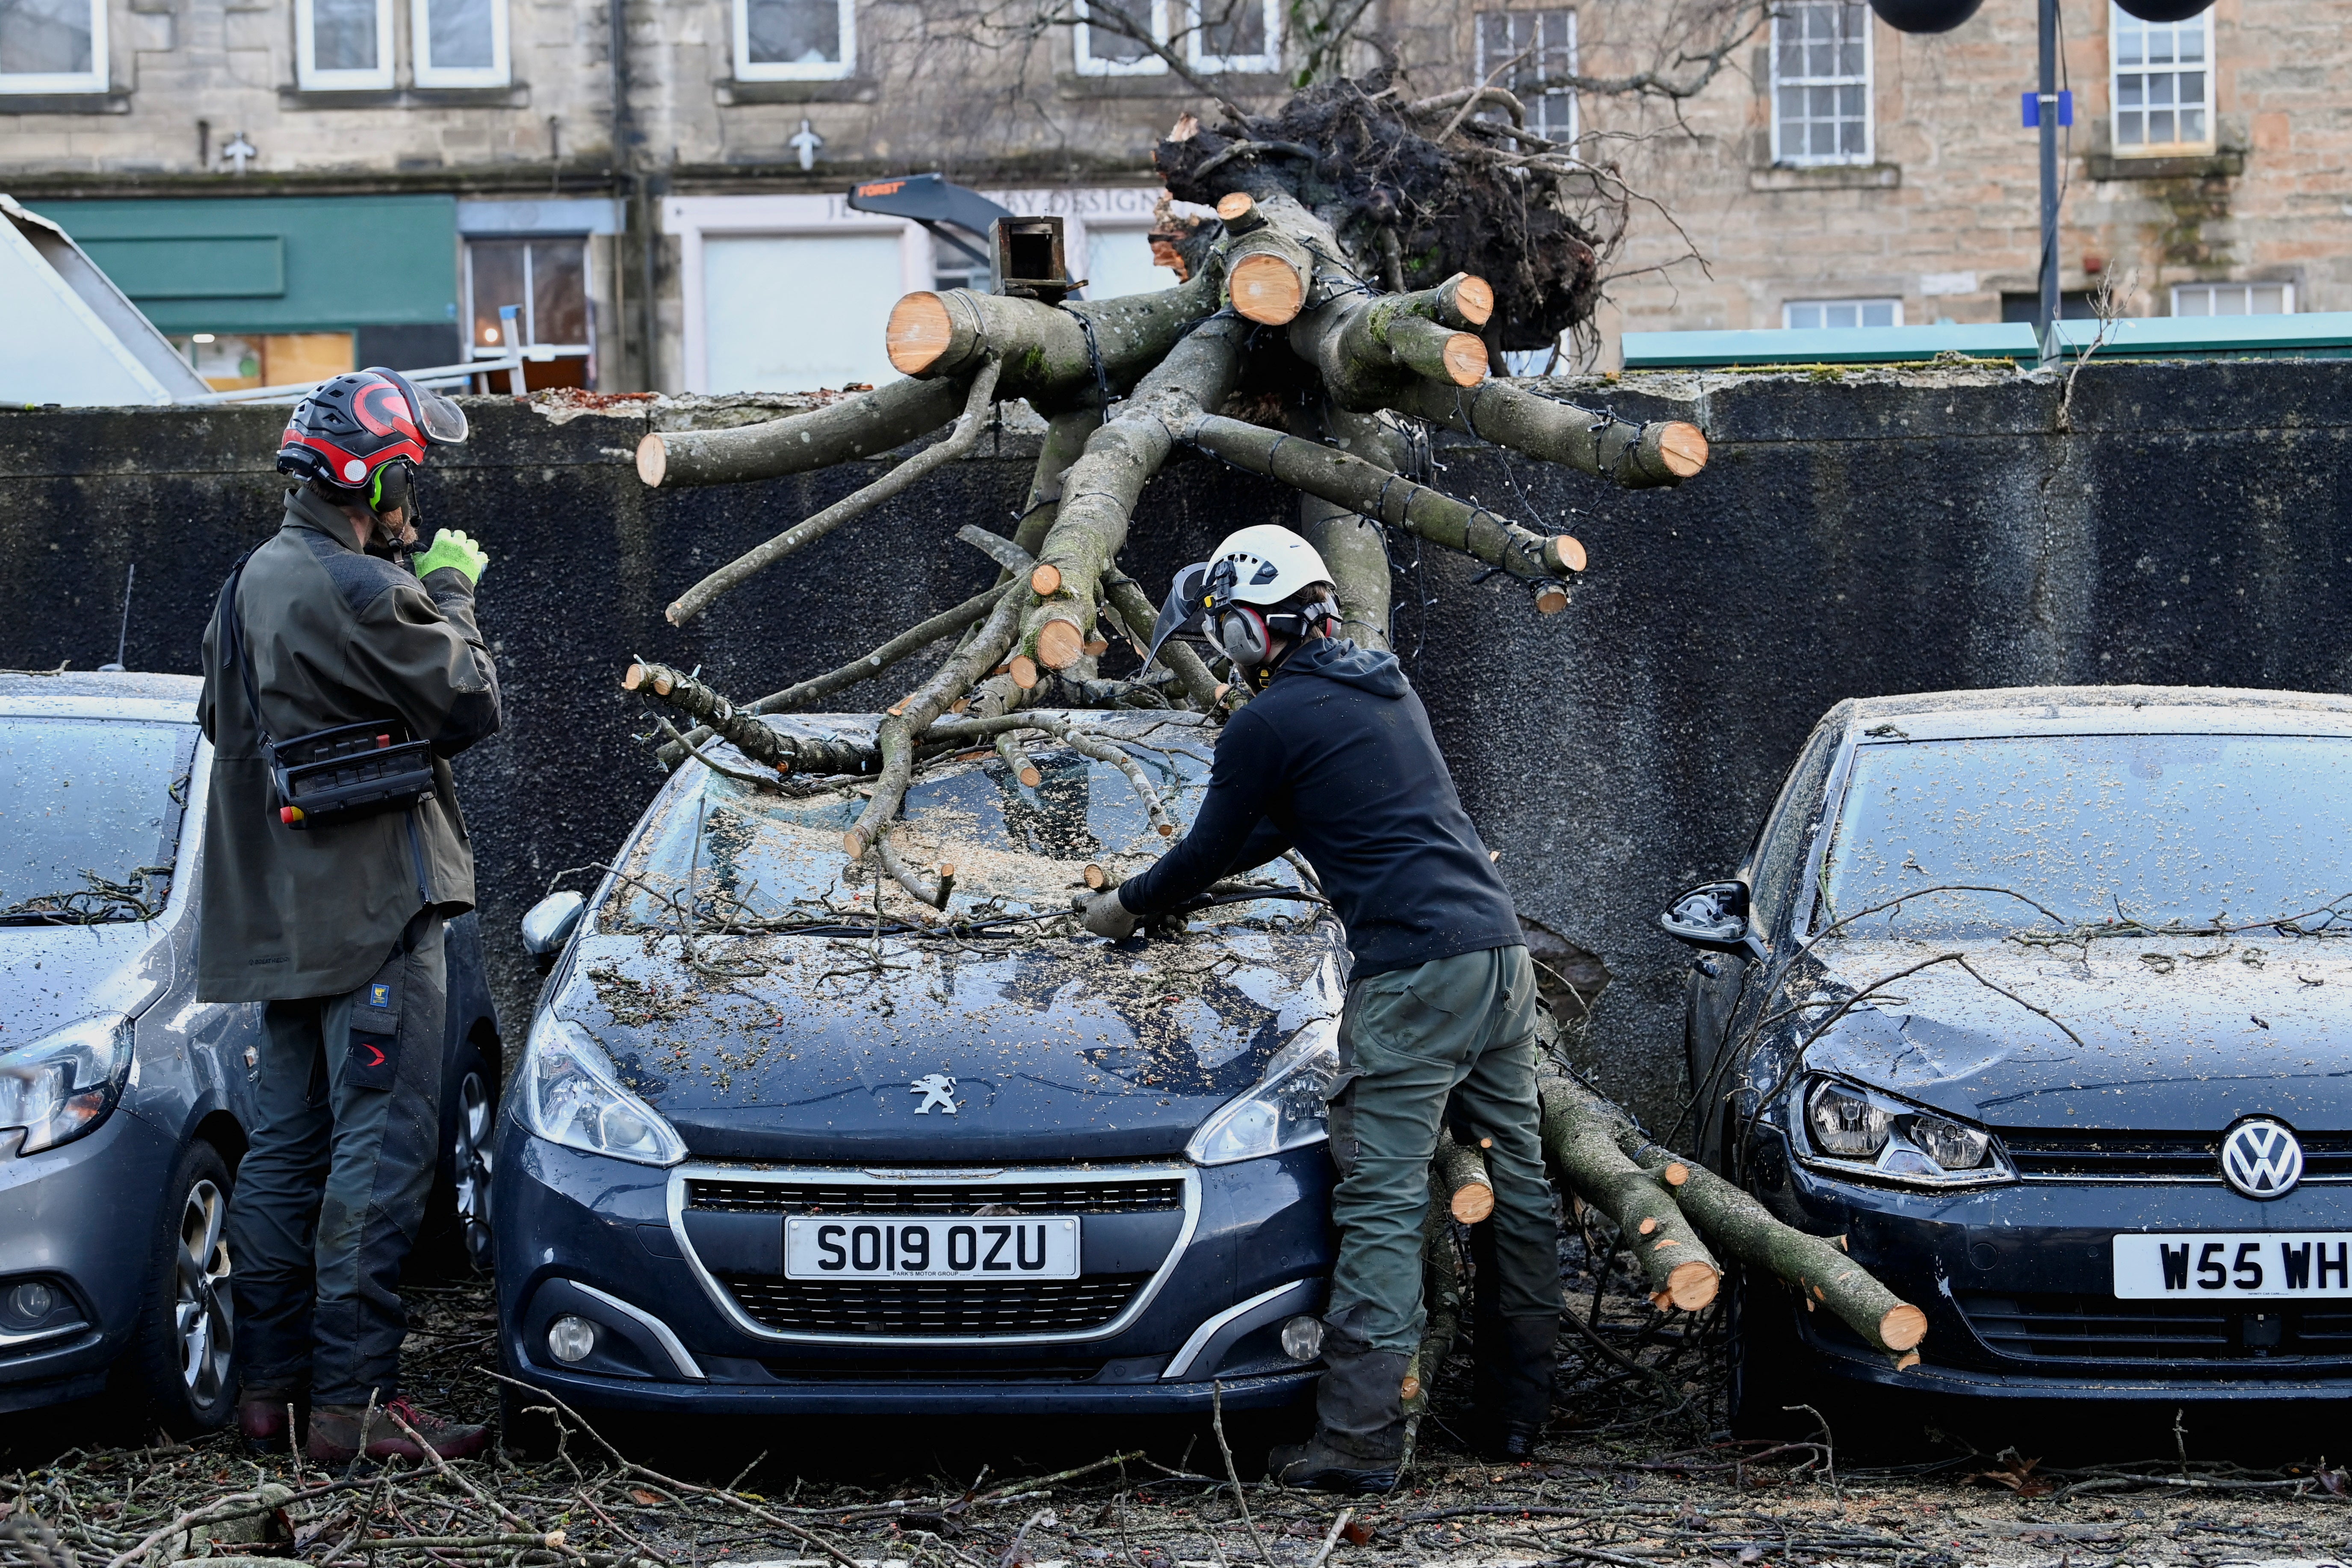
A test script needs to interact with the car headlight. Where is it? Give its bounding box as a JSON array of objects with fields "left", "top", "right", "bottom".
[
  {"left": 518, "top": 1012, "right": 685, "bottom": 1167},
  {"left": 1799, "top": 1076, "right": 2010, "bottom": 1189},
  {"left": 1186, "top": 1019, "right": 1339, "bottom": 1167},
  {"left": 0, "top": 1015, "right": 133, "bottom": 1155}
]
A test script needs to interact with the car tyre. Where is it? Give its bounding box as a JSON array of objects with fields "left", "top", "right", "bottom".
[
  {"left": 119, "top": 1140, "right": 238, "bottom": 1436},
  {"left": 498, "top": 1376, "right": 560, "bottom": 1462},
  {"left": 420, "top": 1042, "right": 499, "bottom": 1277}
]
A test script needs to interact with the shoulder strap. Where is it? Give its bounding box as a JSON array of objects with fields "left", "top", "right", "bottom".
[{"left": 215, "top": 545, "right": 272, "bottom": 748}]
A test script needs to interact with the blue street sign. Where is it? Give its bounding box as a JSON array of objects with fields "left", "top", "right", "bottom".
[{"left": 2021, "top": 89, "right": 2074, "bottom": 127}]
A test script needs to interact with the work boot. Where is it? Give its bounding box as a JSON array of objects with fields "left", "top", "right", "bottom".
[
  {"left": 236, "top": 1388, "right": 297, "bottom": 1456},
  {"left": 1471, "top": 1313, "right": 1558, "bottom": 1462},
  {"left": 306, "top": 1398, "right": 491, "bottom": 1464},
  {"left": 1268, "top": 1328, "right": 1409, "bottom": 1494}
]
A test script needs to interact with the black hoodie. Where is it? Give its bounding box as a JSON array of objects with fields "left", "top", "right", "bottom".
[{"left": 1117, "top": 638, "right": 1522, "bottom": 978}]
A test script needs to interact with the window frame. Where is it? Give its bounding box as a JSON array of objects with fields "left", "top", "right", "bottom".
[
  {"left": 1473, "top": 9, "right": 1578, "bottom": 146},
  {"left": 1770, "top": 0, "right": 1874, "bottom": 168},
  {"left": 731, "top": 0, "right": 855, "bottom": 83},
  {"left": 1184, "top": 0, "right": 1279, "bottom": 74},
  {"left": 463, "top": 235, "right": 596, "bottom": 356},
  {"left": 293, "top": 0, "right": 394, "bottom": 89},
  {"left": 2109, "top": 3, "right": 2213, "bottom": 157},
  {"left": 1073, "top": 0, "right": 1168, "bottom": 76},
  {"left": 1782, "top": 298, "right": 1904, "bottom": 330},
  {"left": 2171, "top": 281, "right": 2294, "bottom": 317},
  {"left": 0, "top": 0, "right": 109, "bottom": 94},
  {"left": 411, "top": 0, "right": 509, "bottom": 87}
]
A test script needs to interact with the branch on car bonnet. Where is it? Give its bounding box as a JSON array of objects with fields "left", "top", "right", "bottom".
[
  {"left": 875, "top": 826, "right": 955, "bottom": 912},
  {"left": 654, "top": 582, "right": 1019, "bottom": 768},
  {"left": 623, "top": 661, "right": 875, "bottom": 776},
  {"left": 845, "top": 588, "right": 1029, "bottom": 859},
  {"left": 665, "top": 356, "right": 1005, "bottom": 627}
]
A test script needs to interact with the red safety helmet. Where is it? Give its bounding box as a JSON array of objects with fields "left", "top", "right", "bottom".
[{"left": 276, "top": 368, "right": 467, "bottom": 511}]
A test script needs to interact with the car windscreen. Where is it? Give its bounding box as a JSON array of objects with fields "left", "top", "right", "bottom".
[
  {"left": 600, "top": 727, "right": 1292, "bottom": 933},
  {"left": 1818, "top": 732, "right": 2352, "bottom": 939},
  {"left": 0, "top": 717, "right": 196, "bottom": 923}
]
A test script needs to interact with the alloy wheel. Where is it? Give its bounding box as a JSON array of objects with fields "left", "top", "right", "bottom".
[
  {"left": 453, "top": 1069, "right": 495, "bottom": 1271},
  {"left": 174, "top": 1177, "right": 234, "bottom": 1407}
]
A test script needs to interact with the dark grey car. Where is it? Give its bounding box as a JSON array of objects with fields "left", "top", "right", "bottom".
[
  {"left": 1662, "top": 686, "right": 2352, "bottom": 1422},
  {"left": 0, "top": 670, "right": 501, "bottom": 1431}
]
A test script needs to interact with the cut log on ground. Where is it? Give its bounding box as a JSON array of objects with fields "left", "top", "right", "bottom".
[
  {"left": 1434, "top": 1128, "right": 1495, "bottom": 1224},
  {"left": 1534, "top": 1075, "right": 1721, "bottom": 1311}
]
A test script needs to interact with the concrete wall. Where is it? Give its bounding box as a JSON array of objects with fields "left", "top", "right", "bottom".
[{"left": 5, "top": 357, "right": 2348, "bottom": 1125}]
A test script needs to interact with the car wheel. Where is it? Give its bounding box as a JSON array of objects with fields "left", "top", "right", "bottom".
[
  {"left": 450, "top": 1061, "right": 496, "bottom": 1272},
  {"left": 420, "top": 1043, "right": 498, "bottom": 1278},
  {"left": 122, "top": 1140, "right": 237, "bottom": 1435}
]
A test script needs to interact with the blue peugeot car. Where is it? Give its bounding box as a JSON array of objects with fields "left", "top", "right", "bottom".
[{"left": 494, "top": 711, "right": 1342, "bottom": 1428}]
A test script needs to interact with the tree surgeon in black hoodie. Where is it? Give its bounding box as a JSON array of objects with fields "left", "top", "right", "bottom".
[{"left": 1081, "top": 526, "right": 1559, "bottom": 1493}]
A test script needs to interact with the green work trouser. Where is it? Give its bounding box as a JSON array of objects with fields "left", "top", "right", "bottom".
[{"left": 1324, "top": 943, "right": 1556, "bottom": 1355}]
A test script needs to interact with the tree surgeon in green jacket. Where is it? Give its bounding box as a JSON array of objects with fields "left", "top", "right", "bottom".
[{"left": 197, "top": 369, "right": 501, "bottom": 1464}]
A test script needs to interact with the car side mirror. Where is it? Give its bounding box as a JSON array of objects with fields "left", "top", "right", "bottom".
[
  {"left": 521, "top": 890, "right": 585, "bottom": 967},
  {"left": 1659, "top": 881, "right": 1757, "bottom": 956}
]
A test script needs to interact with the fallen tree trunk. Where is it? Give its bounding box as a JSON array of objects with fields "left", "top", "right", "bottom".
[
  {"left": 887, "top": 269, "right": 1224, "bottom": 392},
  {"left": 1534, "top": 1075, "right": 1721, "bottom": 1311}
]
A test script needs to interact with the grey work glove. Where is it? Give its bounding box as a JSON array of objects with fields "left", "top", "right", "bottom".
[{"left": 1079, "top": 887, "right": 1141, "bottom": 940}]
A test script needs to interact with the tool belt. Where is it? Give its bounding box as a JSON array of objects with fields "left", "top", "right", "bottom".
[{"left": 219, "top": 549, "right": 437, "bottom": 831}]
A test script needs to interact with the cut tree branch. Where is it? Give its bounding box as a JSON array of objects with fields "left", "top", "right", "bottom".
[
  {"left": 1387, "top": 378, "right": 1708, "bottom": 489},
  {"left": 665, "top": 357, "right": 1004, "bottom": 625},
  {"left": 636, "top": 374, "right": 969, "bottom": 490},
  {"left": 1536, "top": 1073, "right": 1721, "bottom": 1310},
  {"left": 1182, "top": 412, "right": 1585, "bottom": 611}
]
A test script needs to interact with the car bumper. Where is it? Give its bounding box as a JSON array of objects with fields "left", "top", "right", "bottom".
[
  {"left": 1750, "top": 1128, "right": 2352, "bottom": 1400},
  {"left": 0, "top": 1108, "right": 179, "bottom": 1410},
  {"left": 491, "top": 1121, "right": 1333, "bottom": 1415}
]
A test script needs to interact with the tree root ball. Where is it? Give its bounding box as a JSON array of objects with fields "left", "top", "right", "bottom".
[{"left": 1158, "top": 77, "right": 1602, "bottom": 351}]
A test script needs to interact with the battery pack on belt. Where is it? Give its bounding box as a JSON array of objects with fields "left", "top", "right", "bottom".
[
  {"left": 215, "top": 547, "right": 439, "bottom": 832},
  {"left": 267, "top": 720, "right": 436, "bottom": 830}
]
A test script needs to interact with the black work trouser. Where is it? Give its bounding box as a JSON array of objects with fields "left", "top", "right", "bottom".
[{"left": 226, "top": 912, "right": 446, "bottom": 1408}]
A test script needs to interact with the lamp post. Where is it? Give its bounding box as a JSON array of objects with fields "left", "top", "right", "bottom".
[{"left": 1869, "top": 0, "right": 2213, "bottom": 364}]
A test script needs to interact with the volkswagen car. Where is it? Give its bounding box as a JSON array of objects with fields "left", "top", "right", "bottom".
[
  {"left": 1662, "top": 686, "right": 2352, "bottom": 1419},
  {"left": 492, "top": 710, "right": 1341, "bottom": 1425},
  {"left": 0, "top": 670, "right": 502, "bottom": 1431}
]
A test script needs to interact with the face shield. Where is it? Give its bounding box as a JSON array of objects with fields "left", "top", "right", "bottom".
[{"left": 368, "top": 366, "right": 470, "bottom": 446}]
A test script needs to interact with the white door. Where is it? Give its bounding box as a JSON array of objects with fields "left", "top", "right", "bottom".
[
  {"left": 1084, "top": 225, "right": 1175, "bottom": 303},
  {"left": 702, "top": 232, "right": 904, "bottom": 392}
]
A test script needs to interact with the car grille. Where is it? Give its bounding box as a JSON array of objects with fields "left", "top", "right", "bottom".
[
  {"left": 2000, "top": 1130, "right": 2352, "bottom": 1182},
  {"left": 1958, "top": 1293, "right": 2352, "bottom": 1362},
  {"left": 717, "top": 1273, "right": 1154, "bottom": 1336},
  {"left": 686, "top": 1176, "right": 1185, "bottom": 1215},
  {"left": 759, "top": 1358, "right": 1106, "bottom": 1382}
]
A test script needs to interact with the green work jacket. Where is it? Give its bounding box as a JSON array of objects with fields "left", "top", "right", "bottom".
[{"left": 195, "top": 487, "right": 502, "bottom": 1002}]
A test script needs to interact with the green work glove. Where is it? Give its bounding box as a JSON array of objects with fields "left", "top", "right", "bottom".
[{"left": 415, "top": 529, "right": 489, "bottom": 587}]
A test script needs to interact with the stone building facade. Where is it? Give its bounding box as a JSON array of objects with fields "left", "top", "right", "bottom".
[{"left": 2, "top": 0, "right": 2341, "bottom": 390}]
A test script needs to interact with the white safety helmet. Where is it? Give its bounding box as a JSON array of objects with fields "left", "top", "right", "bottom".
[{"left": 1144, "top": 524, "right": 1343, "bottom": 688}]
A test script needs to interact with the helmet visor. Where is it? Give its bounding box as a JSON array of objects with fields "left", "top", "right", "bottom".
[{"left": 368, "top": 366, "right": 470, "bottom": 446}]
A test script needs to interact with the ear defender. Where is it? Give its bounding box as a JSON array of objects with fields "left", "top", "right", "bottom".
[
  {"left": 366, "top": 461, "right": 411, "bottom": 516},
  {"left": 1217, "top": 605, "right": 1274, "bottom": 668}
]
